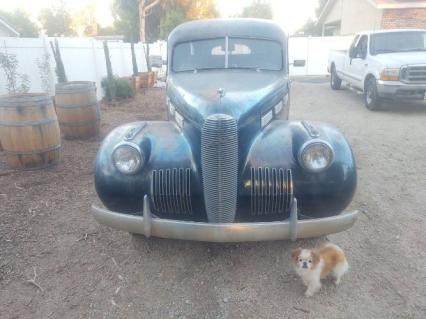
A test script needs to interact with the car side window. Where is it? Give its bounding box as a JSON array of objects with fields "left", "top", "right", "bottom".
[{"left": 356, "top": 35, "right": 368, "bottom": 59}]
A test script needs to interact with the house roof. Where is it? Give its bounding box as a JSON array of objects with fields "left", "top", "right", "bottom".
[
  {"left": 0, "top": 17, "right": 19, "bottom": 37},
  {"left": 319, "top": 0, "right": 426, "bottom": 23}
]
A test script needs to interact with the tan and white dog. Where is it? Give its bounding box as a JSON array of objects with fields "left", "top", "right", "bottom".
[{"left": 291, "top": 243, "right": 349, "bottom": 297}]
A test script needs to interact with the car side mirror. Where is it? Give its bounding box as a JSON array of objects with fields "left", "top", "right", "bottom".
[
  {"left": 163, "top": 59, "right": 167, "bottom": 65},
  {"left": 349, "top": 48, "right": 356, "bottom": 58},
  {"left": 293, "top": 60, "right": 306, "bottom": 67}
]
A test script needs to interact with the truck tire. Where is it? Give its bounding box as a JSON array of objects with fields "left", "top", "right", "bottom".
[
  {"left": 364, "top": 77, "right": 382, "bottom": 111},
  {"left": 330, "top": 66, "right": 342, "bottom": 90}
]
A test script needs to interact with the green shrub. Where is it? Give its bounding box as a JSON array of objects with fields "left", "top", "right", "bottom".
[{"left": 101, "top": 76, "right": 134, "bottom": 101}]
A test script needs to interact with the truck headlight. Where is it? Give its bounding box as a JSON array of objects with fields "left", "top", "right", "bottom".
[
  {"left": 112, "top": 144, "right": 143, "bottom": 174},
  {"left": 299, "top": 140, "right": 334, "bottom": 172},
  {"left": 380, "top": 68, "right": 400, "bottom": 81}
]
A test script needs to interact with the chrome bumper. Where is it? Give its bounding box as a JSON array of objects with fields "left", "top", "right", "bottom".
[
  {"left": 377, "top": 80, "right": 426, "bottom": 99},
  {"left": 91, "top": 196, "right": 359, "bottom": 242}
]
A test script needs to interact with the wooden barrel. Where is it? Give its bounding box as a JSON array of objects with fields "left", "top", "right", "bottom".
[
  {"left": 0, "top": 93, "right": 61, "bottom": 169},
  {"left": 55, "top": 81, "right": 100, "bottom": 139}
]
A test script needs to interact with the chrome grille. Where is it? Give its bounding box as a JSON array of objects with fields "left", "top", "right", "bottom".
[
  {"left": 250, "top": 168, "right": 293, "bottom": 216},
  {"left": 401, "top": 65, "right": 426, "bottom": 83},
  {"left": 201, "top": 114, "right": 238, "bottom": 223},
  {"left": 151, "top": 168, "right": 192, "bottom": 215}
]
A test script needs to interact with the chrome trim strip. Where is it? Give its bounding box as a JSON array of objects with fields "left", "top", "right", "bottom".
[
  {"left": 301, "top": 121, "right": 320, "bottom": 138},
  {"left": 91, "top": 196, "right": 359, "bottom": 242}
]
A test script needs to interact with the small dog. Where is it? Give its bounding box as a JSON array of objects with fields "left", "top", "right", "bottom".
[{"left": 291, "top": 243, "right": 349, "bottom": 297}]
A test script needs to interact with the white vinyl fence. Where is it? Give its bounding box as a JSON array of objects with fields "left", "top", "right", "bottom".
[
  {"left": 288, "top": 36, "right": 353, "bottom": 76},
  {"left": 0, "top": 35, "right": 353, "bottom": 99},
  {"left": 0, "top": 37, "right": 153, "bottom": 100}
]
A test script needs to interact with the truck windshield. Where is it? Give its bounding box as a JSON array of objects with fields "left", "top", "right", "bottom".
[
  {"left": 370, "top": 31, "right": 426, "bottom": 55},
  {"left": 172, "top": 37, "right": 283, "bottom": 72}
]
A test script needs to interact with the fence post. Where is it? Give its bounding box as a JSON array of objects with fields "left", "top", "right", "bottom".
[
  {"left": 42, "top": 36, "right": 56, "bottom": 96},
  {"left": 91, "top": 38, "right": 102, "bottom": 100}
]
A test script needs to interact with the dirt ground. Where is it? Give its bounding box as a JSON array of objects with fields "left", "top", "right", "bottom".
[{"left": 0, "top": 80, "right": 425, "bottom": 319}]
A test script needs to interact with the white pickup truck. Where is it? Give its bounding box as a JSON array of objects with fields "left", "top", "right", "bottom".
[{"left": 328, "top": 29, "right": 426, "bottom": 110}]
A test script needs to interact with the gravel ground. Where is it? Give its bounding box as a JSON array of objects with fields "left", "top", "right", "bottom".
[{"left": 0, "top": 81, "right": 425, "bottom": 319}]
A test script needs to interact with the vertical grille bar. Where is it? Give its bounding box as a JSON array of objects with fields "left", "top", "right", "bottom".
[
  {"left": 201, "top": 114, "right": 238, "bottom": 223},
  {"left": 151, "top": 168, "right": 192, "bottom": 215},
  {"left": 250, "top": 167, "right": 293, "bottom": 216}
]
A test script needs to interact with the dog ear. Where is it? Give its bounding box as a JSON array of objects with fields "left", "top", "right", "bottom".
[
  {"left": 291, "top": 248, "right": 301, "bottom": 261},
  {"left": 311, "top": 251, "right": 320, "bottom": 266}
]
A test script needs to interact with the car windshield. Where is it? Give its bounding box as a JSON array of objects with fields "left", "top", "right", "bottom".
[
  {"left": 172, "top": 37, "right": 283, "bottom": 72},
  {"left": 370, "top": 31, "right": 426, "bottom": 55}
]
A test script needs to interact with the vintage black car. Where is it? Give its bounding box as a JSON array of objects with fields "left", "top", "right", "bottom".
[{"left": 92, "top": 19, "right": 358, "bottom": 242}]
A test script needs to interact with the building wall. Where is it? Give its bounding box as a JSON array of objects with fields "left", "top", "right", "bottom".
[
  {"left": 340, "top": 0, "right": 382, "bottom": 35},
  {"left": 0, "top": 27, "right": 15, "bottom": 37},
  {"left": 381, "top": 8, "right": 426, "bottom": 29},
  {"left": 323, "top": 0, "right": 344, "bottom": 25},
  {"left": 322, "top": 0, "right": 383, "bottom": 35}
]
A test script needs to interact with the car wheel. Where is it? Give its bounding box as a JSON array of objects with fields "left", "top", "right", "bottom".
[
  {"left": 330, "top": 66, "right": 342, "bottom": 90},
  {"left": 364, "top": 78, "right": 381, "bottom": 111}
]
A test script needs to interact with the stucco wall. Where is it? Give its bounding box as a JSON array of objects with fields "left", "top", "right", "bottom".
[
  {"left": 340, "top": 0, "right": 382, "bottom": 34},
  {"left": 323, "top": 0, "right": 344, "bottom": 25},
  {"left": 322, "top": 0, "right": 383, "bottom": 35}
]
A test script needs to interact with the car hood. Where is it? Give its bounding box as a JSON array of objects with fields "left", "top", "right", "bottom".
[
  {"left": 375, "top": 51, "right": 426, "bottom": 67},
  {"left": 167, "top": 70, "right": 288, "bottom": 126}
]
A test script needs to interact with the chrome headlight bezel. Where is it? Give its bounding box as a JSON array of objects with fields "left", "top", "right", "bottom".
[
  {"left": 112, "top": 142, "right": 144, "bottom": 175},
  {"left": 298, "top": 139, "right": 334, "bottom": 173}
]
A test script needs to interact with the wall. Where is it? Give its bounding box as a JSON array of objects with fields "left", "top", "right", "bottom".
[
  {"left": 321, "top": 0, "right": 383, "bottom": 35},
  {"left": 340, "top": 0, "right": 382, "bottom": 35},
  {"left": 0, "top": 37, "right": 149, "bottom": 100},
  {"left": 381, "top": 8, "right": 426, "bottom": 29}
]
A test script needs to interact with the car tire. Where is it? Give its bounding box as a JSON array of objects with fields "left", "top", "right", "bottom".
[
  {"left": 364, "top": 77, "right": 382, "bottom": 111},
  {"left": 330, "top": 66, "right": 342, "bottom": 90}
]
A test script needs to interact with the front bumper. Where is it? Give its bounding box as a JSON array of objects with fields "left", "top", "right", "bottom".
[
  {"left": 377, "top": 80, "right": 426, "bottom": 100},
  {"left": 91, "top": 196, "right": 359, "bottom": 242}
]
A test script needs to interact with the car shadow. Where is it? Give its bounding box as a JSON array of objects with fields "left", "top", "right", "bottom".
[{"left": 380, "top": 100, "right": 426, "bottom": 114}]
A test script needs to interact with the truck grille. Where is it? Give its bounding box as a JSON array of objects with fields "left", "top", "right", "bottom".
[
  {"left": 201, "top": 114, "right": 238, "bottom": 223},
  {"left": 401, "top": 65, "right": 426, "bottom": 83},
  {"left": 250, "top": 168, "right": 293, "bottom": 216},
  {"left": 151, "top": 168, "right": 192, "bottom": 215}
]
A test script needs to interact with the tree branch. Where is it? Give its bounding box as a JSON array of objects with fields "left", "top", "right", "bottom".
[{"left": 143, "top": 0, "right": 161, "bottom": 17}]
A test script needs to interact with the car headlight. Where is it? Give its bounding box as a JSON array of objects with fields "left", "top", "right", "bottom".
[
  {"left": 380, "top": 68, "right": 400, "bottom": 81},
  {"left": 299, "top": 140, "right": 334, "bottom": 172},
  {"left": 112, "top": 144, "right": 143, "bottom": 174}
]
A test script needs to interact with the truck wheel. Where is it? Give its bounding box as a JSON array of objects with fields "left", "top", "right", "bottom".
[
  {"left": 330, "top": 66, "right": 342, "bottom": 90},
  {"left": 364, "top": 78, "right": 381, "bottom": 111}
]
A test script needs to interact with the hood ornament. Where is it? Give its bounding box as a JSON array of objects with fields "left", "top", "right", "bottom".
[{"left": 217, "top": 88, "right": 226, "bottom": 104}]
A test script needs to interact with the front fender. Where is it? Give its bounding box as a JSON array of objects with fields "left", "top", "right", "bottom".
[
  {"left": 239, "top": 120, "right": 356, "bottom": 219},
  {"left": 94, "top": 121, "right": 203, "bottom": 218}
]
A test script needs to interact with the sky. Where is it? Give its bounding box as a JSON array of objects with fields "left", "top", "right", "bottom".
[{"left": 0, "top": 0, "right": 319, "bottom": 34}]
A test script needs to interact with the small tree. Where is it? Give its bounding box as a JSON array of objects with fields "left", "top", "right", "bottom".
[
  {"left": 50, "top": 38, "right": 68, "bottom": 83},
  {"left": 103, "top": 41, "right": 115, "bottom": 101},
  {"left": 36, "top": 52, "right": 52, "bottom": 96},
  {"left": 130, "top": 42, "right": 138, "bottom": 76},
  {"left": 0, "top": 52, "right": 31, "bottom": 94},
  {"left": 143, "top": 44, "right": 151, "bottom": 73}
]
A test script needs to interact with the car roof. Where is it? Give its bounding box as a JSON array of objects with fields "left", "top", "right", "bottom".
[{"left": 168, "top": 18, "right": 287, "bottom": 49}]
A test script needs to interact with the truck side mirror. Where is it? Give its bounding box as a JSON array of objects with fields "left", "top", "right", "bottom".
[{"left": 293, "top": 60, "right": 306, "bottom": 67}]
